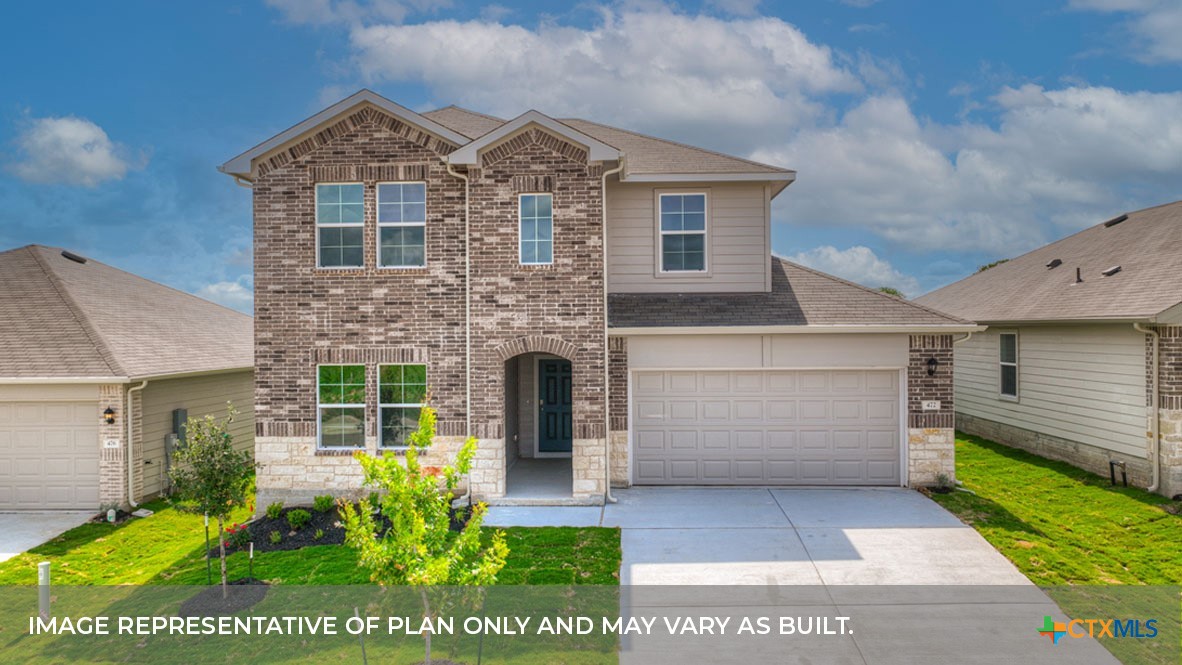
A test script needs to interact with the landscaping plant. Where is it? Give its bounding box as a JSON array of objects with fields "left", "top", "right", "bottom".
[
  {"left": 313, "top": 495, "right": 335, "bottom": 513},
  {"left": 265, "top": 502, "right": 284, "bottom": 520},
  {"left": 269, "top": 530, "right": 282, "bottom": 545},
  {"left": 167, "top": 404, "right": 253, "bottom": 598},
  {"left": 286, "top": 509, "right": 311, "bottom": 532},
  {"left": 340, "top": 405, "right": 508, "bottom": 664}
]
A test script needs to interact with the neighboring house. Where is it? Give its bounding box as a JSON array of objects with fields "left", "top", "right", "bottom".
[
  {"left": 916, "top": 201, "right": 1182, "bottom": 499},
  {"left": 221, "top": 89, "right": 976, "bottom": 507},
  {"left": 0, "top": 246, "right": 254, "bottom": 510}
]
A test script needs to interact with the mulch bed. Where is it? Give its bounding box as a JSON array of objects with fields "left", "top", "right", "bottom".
[
  {"left": 213, "top": 505, "right": 472, "bottom": 556},
  {"left": 177, "top": 578, "right": 269, "bottom": 617}
]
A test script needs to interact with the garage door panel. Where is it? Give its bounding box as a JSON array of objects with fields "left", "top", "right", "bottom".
[
  {"left": 0, "top": 400, "right": 100, "bottom": 509},
  {"left": 633, "top": 370, "right": 900, "bottom": 486}
]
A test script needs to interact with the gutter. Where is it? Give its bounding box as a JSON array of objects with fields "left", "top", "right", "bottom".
[
  {"left": 601, "top": 158, "right": 625, "bottom": 505},
  {"left": 126, "top": 380, "right": 149, "bottom": 508},
  {"left": 610, "top": 324, "right": 985, "bottom": 336},
  {"left": 1134, "top": 322, "right": 1161, "bottom": 493}
]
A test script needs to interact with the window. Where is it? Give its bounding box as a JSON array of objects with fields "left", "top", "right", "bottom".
[
  {"left": 999, "top": 333, "right": 1018, "bottom": 399},
  {"left": 379, "top": 364, "right": 427, "bottom": 448},
  {"left": 659, "top": 193, "right": 707, "bottom": 272},
  {"left": 519, "top": 194, "right": 553, "bottom": 265},
  {"left": 317, "top": 365, "right": 366, "bottom": 448},
  {"left": 316, "top": 183, "right": 365, "bottom": 268},
  {"left": 378, "top": 182, "right": 427, "bottom": 268}
]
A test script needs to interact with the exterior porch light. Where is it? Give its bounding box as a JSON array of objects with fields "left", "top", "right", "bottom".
[
  {"left": 103, "top": 407, "right": 116, "bottom": 425},
  {"left": 926, "top": 357, "right": 939, "bottom": 376}
]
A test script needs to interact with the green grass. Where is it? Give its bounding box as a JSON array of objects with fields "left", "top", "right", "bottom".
[
  {"left": 0, "top": 502, "right": 621, "bottom": 587},
  {"left": 932, "top": 433, "right": 1182, "bottom": 585}
]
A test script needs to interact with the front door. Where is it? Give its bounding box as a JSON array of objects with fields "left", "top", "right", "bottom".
[{"left": 538, "top": 359, "right": 573, "bottom": 454}]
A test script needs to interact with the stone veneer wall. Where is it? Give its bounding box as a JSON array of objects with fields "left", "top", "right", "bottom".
[
  {"left": 907, "top": 335, "right": 955, "bottom": 486},
  {"left": 1152, "top": 326, "right": 1182, "bottom": 498},
  {"left": 98, "top": 383, "right": 127, "bottom": 508},
  {"left": 251, "top": 108, "right": 609, "bottom": 506}
]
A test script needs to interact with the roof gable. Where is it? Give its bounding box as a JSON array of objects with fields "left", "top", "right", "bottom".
[
  {"left": 915, "top": 200, "right": 1182, "bottom": 323},
  {"left": 447, "top": 110, "right": 621, "bottom": 166},
  {"left": 220, "top": 90, "right": 469, "bottom": 180}
]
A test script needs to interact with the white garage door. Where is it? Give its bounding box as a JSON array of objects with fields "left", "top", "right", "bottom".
[
  {"left": 0, "top": 401, "right": 101, "bottom": 509},
  {"left": 632, "top": 370, "right": 901, "bottom": 486}
]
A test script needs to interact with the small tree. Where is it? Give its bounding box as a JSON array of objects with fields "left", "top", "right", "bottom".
[
  {"left": 340, "top": 406, "right": 508, "bottom": 664},
  {"left": 877, "top": 286, "right": 904, "bottom": 298},
  {"left": 168, "top": 404, "right": 253, "bottom": 599}
]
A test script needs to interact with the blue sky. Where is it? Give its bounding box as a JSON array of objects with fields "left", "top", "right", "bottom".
[{"left": 2, "top": 0, "right": 1180, "bottom": 311}]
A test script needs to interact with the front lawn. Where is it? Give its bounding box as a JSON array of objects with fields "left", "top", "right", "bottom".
[
  {"left": 0, "top": 502, "right": 620, "bottom": 587},
  {"left": 932, "top": 433, "right": 1182, "bottom": 585}
]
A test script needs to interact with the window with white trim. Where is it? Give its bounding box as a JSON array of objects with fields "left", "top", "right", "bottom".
[
  {"left": 659, "top": 193, "right": 706, "bottom": 272},
  {"left": 999, "top": 333, "right": 1018, "bottom": 399},
  {"left": 519, "top": 193, "right": 553, "bottom": 265},
  {"left": 317, "top": 364, "right": 366, "bottom": 448},
  {"left": 379, "top": 364, "right": 427, "bottom": 448},
  {"left": 378, "top": 182, "right": 427, "bottom": 268},
  {"left": 316, "top": 183, "right": 365, "bottom": 268}
]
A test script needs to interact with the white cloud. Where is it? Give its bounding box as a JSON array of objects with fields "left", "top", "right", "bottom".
[
  {"left": 196, "top": 277, "right": 253, "bottom": 313},
  {"left": 1068, "top": 0, "right": 1182, "bottom": 63},
  {"left": 786, "top": 246, "right": 920, "bottom": 296},
  {"left": 348, "top": 5, "right": 861, "bottom": 152},
  {"left": 9, "top": 116, "right": 140, "bottom": 187}
]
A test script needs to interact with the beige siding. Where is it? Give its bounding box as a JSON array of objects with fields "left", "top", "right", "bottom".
[
  {"left": 606, "top": 181, "right": 769, "bottom": 293},
  {"left": 138, "top": 370, "right": 254, "bottom": 498},
  {"left": 955, "top": 325, "right": 1146, "bottom": 457}
]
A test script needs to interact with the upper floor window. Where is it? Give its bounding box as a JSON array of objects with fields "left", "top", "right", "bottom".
[
  {"left": 316, "top": 183, "right": 364, "bottom": 268},
  {"left": 999, "top": 332, "right": 1019, "bottom": 399},
  {"left": 379, "top": 364, "right": 427, "bottom": 448},
  {"left": 519, "top": 193, "right": 553, "bottom": 265},
  {"left": 318, "top": 364, "right": 366, "bottom": 449},
  {"left": 659, "top": 193, "right": 706, "bottom": 272},
  {"left": 378, "top": 182, "right": 427, "bottom": 268}
]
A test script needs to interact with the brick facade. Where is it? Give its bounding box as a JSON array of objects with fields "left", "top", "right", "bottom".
[
  {"left": 906, "top": 335, "right": 955, "bottom": 486},
  {"left": 98, "top": 383, "right": 126, "bottom": 508},
  {"left": 1148, "top": 326, "right": 1182, "bottom": 498},
  {"left": 251, "top": 109, "right": 608, "bottom": 506}
]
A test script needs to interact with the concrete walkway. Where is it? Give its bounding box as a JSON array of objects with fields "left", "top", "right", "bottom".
[
  {"left": 0, "top": 511, "right": 93, "bottom": 562},
  {"left": 484, "top": 487, "right": 1030, "bottom": 585}
]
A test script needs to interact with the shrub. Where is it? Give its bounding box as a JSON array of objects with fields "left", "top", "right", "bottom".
[
  {"left": 313, "top": 528, "right": 324, "bottom": 541},
  {"left": 265, "top": 502, "right": 284, "bottom": 520},
  {"left": 287, "top": 508, "right": 312, "bottom": 531},
  {"left": 224, "top": 522, "right": 251, "bottom": 549},
  {"left": 269, "top": 530, "right": 282, "bottom": 544},
  {"left": 313, "top": 495, "right": 335, "bottom": 513}
]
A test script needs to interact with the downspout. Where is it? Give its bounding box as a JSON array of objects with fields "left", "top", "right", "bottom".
[
  {"left": 601, "top": 158, "right": 625, "bottom": 504},
  {"left": 125, "top": 380, "right": 148, "bottom": 508},
  {"left": 443, "top": 159, "right": 472, "bottom": 504},
  {"left": 952, "top": 332, "right": 975, "bottom": 345},
  {"left": 1134, "top": 322, "right": 1161, "bottom": 493}
]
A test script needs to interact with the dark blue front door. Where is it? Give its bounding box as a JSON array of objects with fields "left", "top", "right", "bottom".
[{"left": 538, "top": 359, "right": 573, "bottom": 454}]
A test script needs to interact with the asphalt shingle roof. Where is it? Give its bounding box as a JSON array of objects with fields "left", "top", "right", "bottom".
[
  {"left": 915, "top": 200, "right": 1182, "bottom": 323},
  {"left": 0, "top": 245, "right": 253, "bottom": 379},
  {"left": 422, "top": 106, "right": 793, "bottom": 177},
  {"left": 609, "top": 257, "right": 969, "bottom": 328}
]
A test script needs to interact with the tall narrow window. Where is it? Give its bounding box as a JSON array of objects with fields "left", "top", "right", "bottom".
[
  {"left": 519, "top": 193, "right": 553, "bottom": 265},
  {"left": 999, "top": 333, "right": 1019, "bottom": 399},
  {"left": 378, "top": 182, "right": 427, "bottom": 268},
  {"left": 379, "top": 364, "right": 427, "bottom": 448},
  {"left": 318, "top": 365, "right": 366, "bottom": 448},
  {"left": 659, "top": 193, "right": 707, "bottom": 272},
  {"left": 316, "top": 183, "right": 365, "bottom": 268}
]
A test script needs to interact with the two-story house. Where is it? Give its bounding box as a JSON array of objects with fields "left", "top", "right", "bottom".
[{"left": 221, "top": 90, "right": 977, "bottom": 508}]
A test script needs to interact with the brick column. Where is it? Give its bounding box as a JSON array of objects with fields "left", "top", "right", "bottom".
[
  {"left": 1151, "top": 326, "right": 1182, "bottom": 498},
  {"left": 98, "top": 383, "right": 127, "bottom": 508},
  {"left": 608, "top": 336, "right": 629, "bottom": 487},
  {"left": 907, "top": 335, "right": 955, "bottom": 486}
]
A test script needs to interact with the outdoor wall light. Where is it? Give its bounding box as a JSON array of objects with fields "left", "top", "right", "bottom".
[
  {"left": 926, "top": 357, "right": 939, "bottom": 376},
  {"left": 103, "top": 407, "right": 116, "bottom": 425}
]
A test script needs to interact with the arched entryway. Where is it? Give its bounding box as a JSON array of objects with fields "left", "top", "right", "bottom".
[{"left": 496, "top": 337, "right": 577, "bottom": 500}]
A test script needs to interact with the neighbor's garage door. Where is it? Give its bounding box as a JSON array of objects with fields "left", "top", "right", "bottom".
[
  {"left": 632, "top": 370, "right": 901, "bottom": 485},
  {"left": 0, "top": 401, "right": 100, "bottom": 509}
]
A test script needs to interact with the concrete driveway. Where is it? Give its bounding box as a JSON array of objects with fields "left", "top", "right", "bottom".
[
  {"left": 0, "top": 511, "right": 93, "bottom": 562},
  {"left": 485, "top": 487, "right": 1029, "bottom": 585}
]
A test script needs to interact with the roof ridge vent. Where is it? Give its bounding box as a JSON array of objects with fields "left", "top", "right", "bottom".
[
  {"left": 1046, "top": 258, "right": 1062, "bottom": 269},
  {"left": 1103, "top": 214, "right": 1129, "bottom": 228},
  {"left": 60, "top": 250, "right": 87, "bottom": 264},
  {"left": 1101, "top": 265, "right": 1122, "bottom": 277}
]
